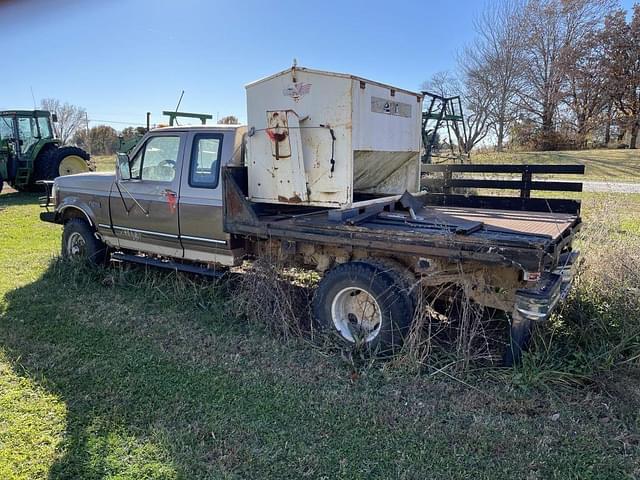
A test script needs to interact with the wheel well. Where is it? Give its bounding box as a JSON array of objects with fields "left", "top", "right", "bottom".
[{"left": 59, "top": 206, "right": 94, "bottom": 227}]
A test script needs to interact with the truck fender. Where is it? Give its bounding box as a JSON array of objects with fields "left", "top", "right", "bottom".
[{"left": 56, "top": 198, "right": 96, "bottom": 228}]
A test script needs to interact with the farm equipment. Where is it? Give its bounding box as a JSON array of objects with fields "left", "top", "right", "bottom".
[
  {"left": 421, "top": 91, "right": 469, "bottom": 164},
  {"left": 0, "top": 110, "right": 91, "bottom": 192},
  {"left": 162, "top": 110, "right": 212, "bottom": 126}
]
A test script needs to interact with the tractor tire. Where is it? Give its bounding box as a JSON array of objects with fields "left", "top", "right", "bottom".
[
  {"left": 312, "top": 261, "right": 414, "bottom": 355},
  {"left": 33, "top": 145, "right": 90, "bottom": 183},
  {"left": 56, "top": 146, "right": 91, "bottom": 176},
  {"left": 61, "top": 218, "right": 109, "bottom": 265}
]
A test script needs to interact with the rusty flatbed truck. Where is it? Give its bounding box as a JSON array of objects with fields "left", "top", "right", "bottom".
[{"left": 39, "top": 67, "right": 583, "bottom": 365}]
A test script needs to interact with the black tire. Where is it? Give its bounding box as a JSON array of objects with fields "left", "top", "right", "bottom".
[
  {"left": 33, "top": 145, "right": 90, "bottom": 183},
  {"left": 312, "top": 261, "right": 414, "bottom": 354},
  {"left": 32, "top": 144, "right": 60, "bottom": 184},
  {"left": 61, "top": 218, "right": 109, "bottom": 265}
]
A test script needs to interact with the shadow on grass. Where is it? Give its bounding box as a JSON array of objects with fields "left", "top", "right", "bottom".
[
  {"left": 0, "top": 261, "right": 336, "bottom": 478},
  {"left": 2, "top": 260, "right": 463, "bottom": 478},
  {"left": 0, "top": 190, "right": 41, "bottom": 208},
  {"left": 1, "top": 260, "right": 638, "bottom": 479}
]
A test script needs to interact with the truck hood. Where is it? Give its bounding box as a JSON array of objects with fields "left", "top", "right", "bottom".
[{"left": 55, "top": 171, "right": 115, "bottom": 193}]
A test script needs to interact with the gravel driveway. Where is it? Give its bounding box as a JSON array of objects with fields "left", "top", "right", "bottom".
[{"left": 580, "top": 181, "right": 640, "bottom": 193}]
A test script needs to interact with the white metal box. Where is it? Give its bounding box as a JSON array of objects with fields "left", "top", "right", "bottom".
[{"left": 245, "top": 67, "right": 422, "bottom": 207}]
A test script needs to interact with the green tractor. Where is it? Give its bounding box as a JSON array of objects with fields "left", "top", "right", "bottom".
[{"left": 0, "top": 110, "right": 91, "bottom": 193}]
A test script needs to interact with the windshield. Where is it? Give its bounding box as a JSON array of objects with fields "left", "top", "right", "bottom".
[
  {"left": 37, "top": 116, "right": 52, "bottom": 139},
  {"left": 17, "top": 116, "right": 39, "bottom": 155},
  {"left": 0, "top": 116, "right": 14, "bottom": 141}
]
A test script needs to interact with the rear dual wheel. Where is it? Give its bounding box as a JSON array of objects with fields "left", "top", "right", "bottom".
[
  {"left": 313, "top": 260, "right": 533, "bottom": 365},
  {"left": 313, "top": 261, "right": 414, "bottom": 354}
]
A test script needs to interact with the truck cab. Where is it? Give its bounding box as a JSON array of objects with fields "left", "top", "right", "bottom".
[{"left": 45, "top": 124, "right": 246, "bottom": 267}]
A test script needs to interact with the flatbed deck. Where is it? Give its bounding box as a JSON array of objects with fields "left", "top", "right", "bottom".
[
  {"left": 223, "top": 168, "right": 582, "bottom": 272},
  {"left": 401, "top": 206, "right": 577, "bottom": 240}
]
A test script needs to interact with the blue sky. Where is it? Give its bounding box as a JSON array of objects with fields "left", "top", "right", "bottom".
[{"left": 1, "top": 0, "right": 636, "bottom": 128}]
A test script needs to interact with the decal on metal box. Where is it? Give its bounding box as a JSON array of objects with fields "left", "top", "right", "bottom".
[
  {"left": 371, "top": 97, "right": 411, "bottom": 117},
  {"left": 283, "top": 83, "right": 311, "bottom": 102}
]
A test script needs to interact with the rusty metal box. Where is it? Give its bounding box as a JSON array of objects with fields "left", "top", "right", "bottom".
[{"left": 245, "top": 67, "right": 423, "bottom": 207}]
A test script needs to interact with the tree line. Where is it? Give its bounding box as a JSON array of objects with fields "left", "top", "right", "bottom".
[{"left": 424, "top": 0, "right": 640, "bottom": 151}]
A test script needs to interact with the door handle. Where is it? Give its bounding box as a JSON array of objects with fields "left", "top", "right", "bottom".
[{"left": 162, "top": 189, "right": 177, "bottom": 196}]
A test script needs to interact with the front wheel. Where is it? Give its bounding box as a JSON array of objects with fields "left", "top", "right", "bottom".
[
  {"left": 312, "top": 261, "right": 414, "bottom": 354},
  {"left": 62, "top": 219, "right": 109, "bottom": 265}
]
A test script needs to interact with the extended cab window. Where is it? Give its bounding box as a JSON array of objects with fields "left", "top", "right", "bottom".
[
  {"left": 189, "top": 133, "right": 223, "bottom": 188},
  {"left": 130, "top": 136, "right": 180, "bottom": 182}
]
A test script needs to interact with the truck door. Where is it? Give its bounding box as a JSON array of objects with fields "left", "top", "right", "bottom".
[
  {"left": 109, "top": 132, "right": 184, "bottom": 257},
  {"left": 178, "top": 130, "right": 236, "bottom": 265}
]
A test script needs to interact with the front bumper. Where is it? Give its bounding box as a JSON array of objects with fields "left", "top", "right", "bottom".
[
  {"left": 514, "top": 251, "right": 580, "bottom": 322},
  {"left": 37, "top": 180, "right": 58, "bottom": 224}
]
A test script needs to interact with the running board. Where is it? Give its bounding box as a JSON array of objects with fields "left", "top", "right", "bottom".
[{"left": 110, "top": 252, "right": 225, "bottom": 278}]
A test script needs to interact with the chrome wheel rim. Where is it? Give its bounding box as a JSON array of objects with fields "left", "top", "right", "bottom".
[
  {"left": 67, "top": 231, "right": 86, "bottom": 257},
  {"left": 331, "top": 287, "right": 382, "bottom": 342}
]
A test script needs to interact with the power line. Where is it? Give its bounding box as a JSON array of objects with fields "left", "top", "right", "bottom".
[{"left": 88, "top": 118, "right": 146, "bottom": 126}]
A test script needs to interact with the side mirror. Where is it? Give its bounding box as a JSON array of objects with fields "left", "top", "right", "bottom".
[
  {"left": 117, "top": 153, "right": 131, "bottom": 180},
  {"left": 51, "top": 113, "right": 58, "bottom": 123}
]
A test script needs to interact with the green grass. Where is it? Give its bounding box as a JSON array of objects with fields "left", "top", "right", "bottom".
[
  {"left": 1, "top": 191, "right": 639, "bottom": 479},
  {"left": 93, "top": 155, "right": 115, "bottom": 173},
  {"left": 473, "top": 149, "right": 640, "bottom": 182}
]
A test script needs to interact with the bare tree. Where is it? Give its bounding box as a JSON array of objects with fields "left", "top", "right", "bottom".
[
  {"left": 40, "top": 98, "right": 87, "bottom": 144},
  {"left": 516, "top": 0, "right": 614, "bottom": 149},
  {"left": 421, "top": 71, "right": 461, "bottom": 98},
  {"left": 218, "top": 115, "right": 240, "bottom": 125},
  {"left": 461, "top": 68, "right": 495, "bottom": 152},
  {"left": 421, "top": 71, "right": 492, "bottom": 152},
  {"left": 463, "top": 0, "right": 524, "bottom": 151}
]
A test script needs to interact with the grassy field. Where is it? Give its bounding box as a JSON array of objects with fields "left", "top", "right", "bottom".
[
  {"left": 1, "top": 191, "right": 640, "bottom": 479},
  {"left": 472, "top": 149, "right": 640, "bottom": 182},
  {"left": 92, "top": 155, "right": 115, "bottom": 173}
]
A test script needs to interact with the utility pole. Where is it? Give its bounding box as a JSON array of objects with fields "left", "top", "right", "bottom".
[{"left": 85, "top": 111, "right": 91, "bottom": 155}]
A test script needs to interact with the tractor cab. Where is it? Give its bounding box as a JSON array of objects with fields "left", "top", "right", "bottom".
[
  {"left": 1, "top": 110, "right": 55, "bottom": 156},
  {"left": 0, "top": 110, "right": 90, "bottom": 192}
]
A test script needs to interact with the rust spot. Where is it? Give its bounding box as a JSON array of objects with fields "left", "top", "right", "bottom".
[{"left": 278, "top": 194, "right": 303, "bottom": 204}]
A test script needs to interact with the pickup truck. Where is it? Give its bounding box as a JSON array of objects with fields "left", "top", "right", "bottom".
[{"left": 40, "top": 123, "right": 583, "bottom": 365}]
